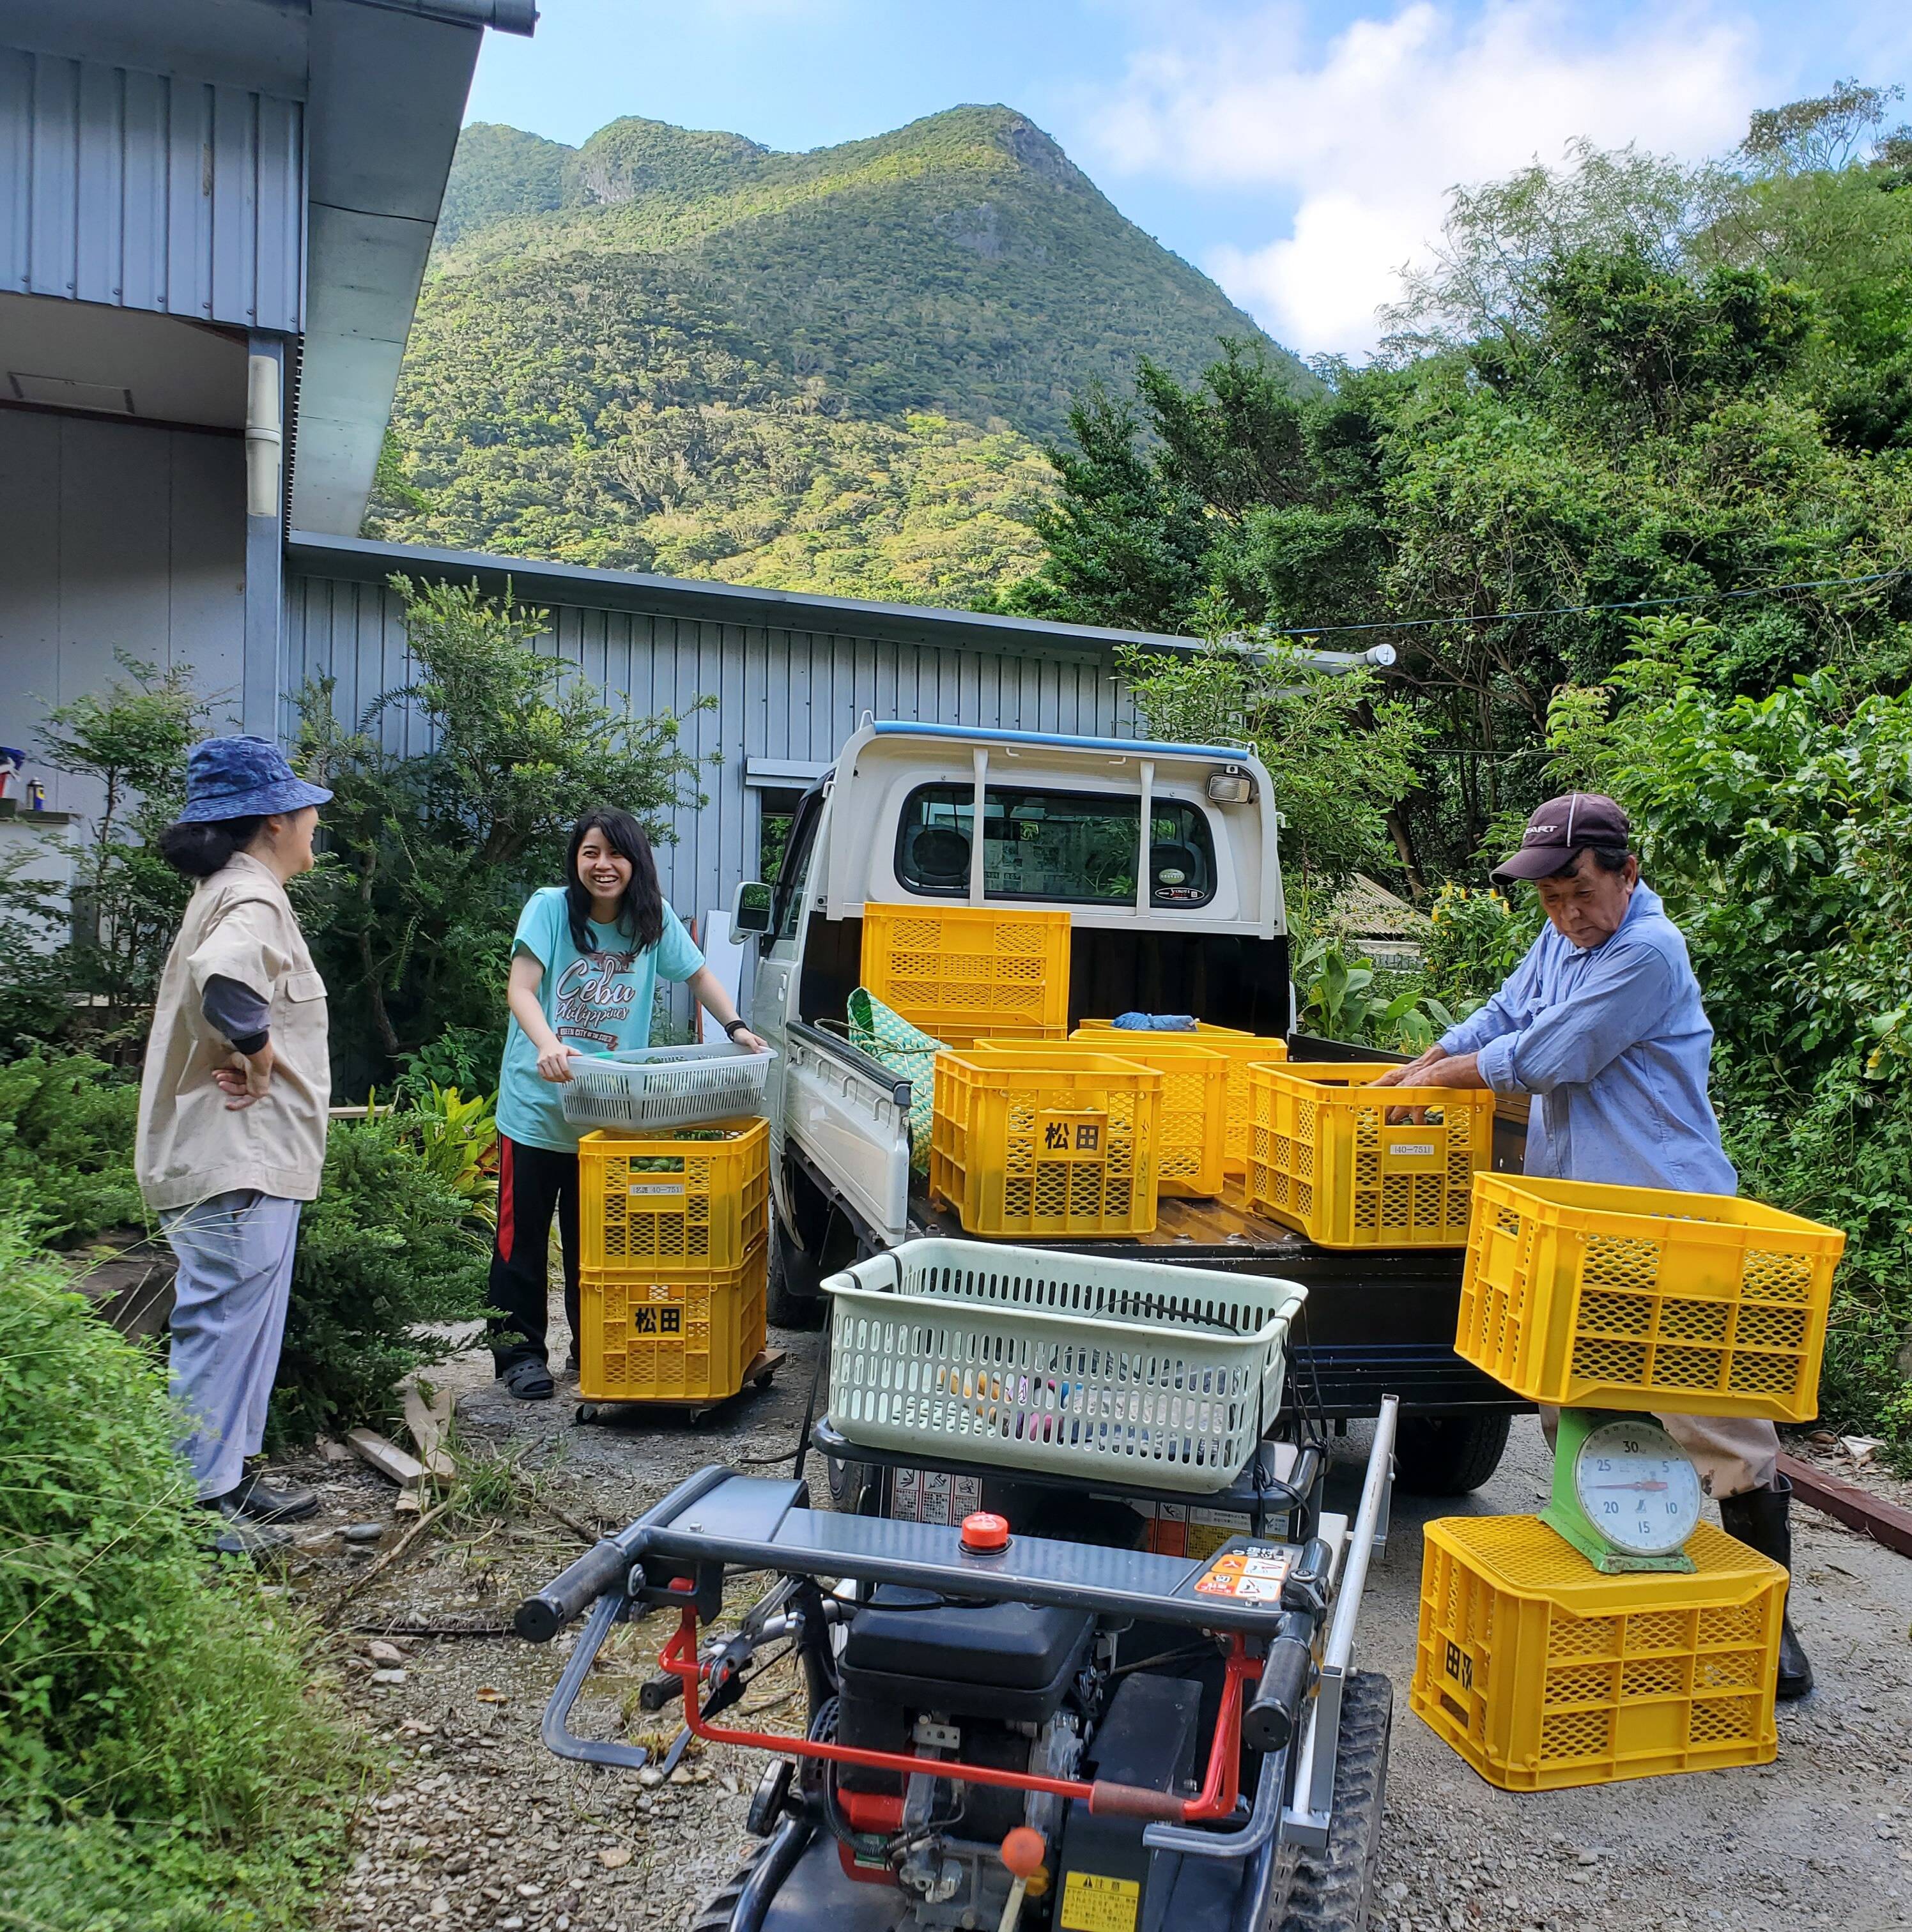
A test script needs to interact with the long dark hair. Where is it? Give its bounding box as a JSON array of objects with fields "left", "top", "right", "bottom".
[
  {"left": 157, "top": 815, "right": 266, "bottom": 879},
  {"left": 565, "top": 807, "right": 665, "bottom": 953}
]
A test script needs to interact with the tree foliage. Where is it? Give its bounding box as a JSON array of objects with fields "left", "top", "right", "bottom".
[
  {"left": 36, "top": 656, "right": 217, "bottom": 1061},
  {"left": 1012, "top": 95, "right": 1912, "bottom": 1448},
  {"left": 297, "top": 574, "right": 707, "bottom": 1083}
]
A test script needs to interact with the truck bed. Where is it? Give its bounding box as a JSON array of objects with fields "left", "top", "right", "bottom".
[{"left": 906, "top": 1176, "right": 1518, "bottom": 1420}]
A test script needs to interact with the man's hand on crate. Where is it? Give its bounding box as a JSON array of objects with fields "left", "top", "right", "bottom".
[{"left": 1372, "top": 1045, "right": 1484, "bottom": 1123}]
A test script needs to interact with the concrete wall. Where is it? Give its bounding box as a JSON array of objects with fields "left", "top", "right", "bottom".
[
  {"left": 0, "top": 407, "right": 245, "bottom": 820},
  {"left": 281, "top": 567, "right": 1137, "bottom": 939}
]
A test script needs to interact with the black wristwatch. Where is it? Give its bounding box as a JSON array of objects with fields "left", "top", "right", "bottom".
[{"left": 722, "top": 1018, "right": 750, "bottom": 1040}]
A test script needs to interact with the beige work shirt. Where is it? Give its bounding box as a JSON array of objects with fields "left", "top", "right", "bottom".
[{"left": 136, "top": 852, "right": 330, "bottom": 1211}]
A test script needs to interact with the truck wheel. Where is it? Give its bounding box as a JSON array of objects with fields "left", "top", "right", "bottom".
[
  {"left": 826, "top": 1454, "right": 869, "bottom": 1514},
  {"left": 1394, "top": 1413, "right": 1511, "bottom": 1496},
  {"left": 1277, "top": 1670, "right": 1392, "bottom": 1932},
  {"left": 767, "top": 1211, "right": 826, "bottom": 1331}
]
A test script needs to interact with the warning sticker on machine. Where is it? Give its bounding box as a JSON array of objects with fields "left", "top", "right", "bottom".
[
  {"left": 888, "top": 1466, "right": 983, "bottom": 1526},
  {"left": 1193, "top": 1542, "right": 1295, "bottom": 1603},
  {"left": 1139, "top": 1501, "right": 1263, "bottom": 1560},
  {"left": 1058, "top": 1871, "right": 1141, "bottom": 1932}
]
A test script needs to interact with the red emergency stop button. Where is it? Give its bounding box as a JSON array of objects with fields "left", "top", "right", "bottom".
[{"left": 960, "top": 1511, "right": 1010, "bottom": 1553}]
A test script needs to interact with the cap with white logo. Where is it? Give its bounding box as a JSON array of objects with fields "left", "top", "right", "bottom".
[{"left": 1490, "top": 793, "right": 1631, "bottom": 884}]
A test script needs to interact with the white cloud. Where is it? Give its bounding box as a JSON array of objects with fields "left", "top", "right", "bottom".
[{"left": 1086, "top": 1, "right": 1767, "bottom": 356}]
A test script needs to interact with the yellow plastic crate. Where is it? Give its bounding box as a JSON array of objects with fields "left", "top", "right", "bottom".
[
  {"left": 1077, "top": 1031, "right": 1291, "bottom": 1172},
  {"left": 861, "top": 903, "right": 1070, "bottom": 1047},
  {"left": 1411, "top": 1514, "right": 1784, "bottom": 1790},
  {"left": 1458, "top": 1172, "right": 1844, "bottom": 1422},
  {"left": 578, "top": 1240, "right": 767, "bottom": 1403},
  {"left": 971, "top": 1036, "right": 1227, "bottom": 1196},
  {"left": 930, "top": 1048, "right": 1162, "bottom": 1237},
  {"left": 1245, "top": 1062, "right": 1494, "bottom": 1248},
  {"left": 577, "top": 1119, "right": 769, "bottom": 1276}
]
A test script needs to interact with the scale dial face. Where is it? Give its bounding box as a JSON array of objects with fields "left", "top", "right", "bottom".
[{"left": 1573, "top": 1420, "right": 1703, "bottom": 1557}]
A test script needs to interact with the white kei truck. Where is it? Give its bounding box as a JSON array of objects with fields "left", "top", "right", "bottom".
[{"left": 728, "top": 719, "right": 1523, "bottom": 1500}]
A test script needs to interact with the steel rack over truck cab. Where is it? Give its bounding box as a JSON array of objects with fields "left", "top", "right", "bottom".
[{"left": 732, "top": 721, "right": 1520, "bottom": 1495}]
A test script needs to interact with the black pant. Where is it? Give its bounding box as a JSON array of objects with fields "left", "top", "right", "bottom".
[{"left": 487, "top": 1136, "right": 580, "bottom": 1372}]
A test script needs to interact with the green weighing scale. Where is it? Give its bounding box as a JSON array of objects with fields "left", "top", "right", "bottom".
[{"left": 1540, "top": 1408, "right": 1706, "bottom": 1574}]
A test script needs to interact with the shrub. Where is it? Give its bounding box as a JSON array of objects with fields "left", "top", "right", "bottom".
[
  {"left": 0, "top": 1220, "right": 353, "bottom": 1928},
  {"left": 36, "top": 654, "right": 210, "bottom": 1064},
  {"left": 298, "top": 572, "right": 708, "bottom": 1087},
  {"left": 1421, "top": 884, "right": 1542, "bottom": 1011},
  {"left": 269, "top": 1107, "right": 491, "bottom": 1446},
  {"left": 0, "top": 1049, "right": 143, "bottom": 1244}
]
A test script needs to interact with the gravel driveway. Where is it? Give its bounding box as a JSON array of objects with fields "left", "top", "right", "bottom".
[{"left": 286, "top": 1318, "right": 1912, "bottom": 1932}]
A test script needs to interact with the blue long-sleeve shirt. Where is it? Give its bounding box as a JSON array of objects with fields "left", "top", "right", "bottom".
[{"left": 1437, "top": 884, "right": 1736, "bottom": 1195}]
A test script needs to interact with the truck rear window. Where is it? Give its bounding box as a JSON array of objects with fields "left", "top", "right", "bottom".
[{"left": 895, "top": 783, "right": 1217, "bottom": 908}]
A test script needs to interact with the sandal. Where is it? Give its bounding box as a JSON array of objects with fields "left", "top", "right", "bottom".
[{"left": 500, "top": 1356, "right": 555, "bottom": 1401}]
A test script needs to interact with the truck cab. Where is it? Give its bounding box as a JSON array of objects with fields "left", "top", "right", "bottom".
[{"left": 734, "top": 720, "right": 1519, "bottom": 1494}]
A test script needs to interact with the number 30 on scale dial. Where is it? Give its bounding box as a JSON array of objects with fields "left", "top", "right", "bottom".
[{"left": 1572, "top": 1419, "right": 1703, "bottom": 1556}]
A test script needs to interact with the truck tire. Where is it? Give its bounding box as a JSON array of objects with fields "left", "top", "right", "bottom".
[
  {"left": 1276, "top": 1669, "right": 1392, "bottom": 1932},
  {"left": 1393, "top": 1412, "right": 1511, "bottom": 1496},
  {"left": 767, "top": 1211, "right": 826, "bottom": 1331},
  {"left": 826, "top": 1454, "right": 869, "bottom": 1514}
]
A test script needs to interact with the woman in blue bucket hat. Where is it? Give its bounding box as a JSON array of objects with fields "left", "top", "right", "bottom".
[{"left": 135, "top": 735, "right": 332, "bottom": 1556}]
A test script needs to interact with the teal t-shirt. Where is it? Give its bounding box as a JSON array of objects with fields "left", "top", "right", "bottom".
[{"left": 495, "top": 887, "right": 704, "bottom": 1152}]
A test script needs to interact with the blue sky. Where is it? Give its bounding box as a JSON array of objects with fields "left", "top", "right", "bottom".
[{"left": 465, "top": 1, "right": 1912, "bottom": 357}]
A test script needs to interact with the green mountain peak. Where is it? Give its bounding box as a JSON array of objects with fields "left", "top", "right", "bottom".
[{"left": 383, "top": 106, "right": 1313, "bottom": 604}]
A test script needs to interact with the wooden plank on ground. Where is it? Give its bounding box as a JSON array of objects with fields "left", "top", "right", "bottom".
[
  {"left": 1778, "top": 1452, "right": 1912, "bottom": 1560},
  {"left": 401, "top": 1378, "right": 456, "bottom": 1481},
  {"left": 347, "top": 1427, "right": 427, "bottom": 1488}
]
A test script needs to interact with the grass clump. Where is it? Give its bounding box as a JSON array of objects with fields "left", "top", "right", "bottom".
[{"left": 0, "top": 1219, "right": 358, "bottom": 1929}]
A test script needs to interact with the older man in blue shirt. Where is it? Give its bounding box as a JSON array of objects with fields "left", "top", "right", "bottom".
[{"left": 1376, "top": 793, "right": 1812, "bottom": 1698}]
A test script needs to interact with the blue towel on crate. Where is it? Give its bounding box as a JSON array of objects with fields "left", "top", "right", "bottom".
[{"left": 1112, "top": 1012, "right": 1198, "bottom": 1031}]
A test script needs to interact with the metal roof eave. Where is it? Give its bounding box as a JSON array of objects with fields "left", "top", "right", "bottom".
[
  {"left": 291, "top": 1, "right": 533, "bottom": 537},
  {"left": 285, "top": 530, "right": 1390, "bottom": 674}
]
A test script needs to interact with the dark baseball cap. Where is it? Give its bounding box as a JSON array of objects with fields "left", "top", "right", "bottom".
[{"left": 1490, "top": 792, "right": 1631, "bottom": 884}]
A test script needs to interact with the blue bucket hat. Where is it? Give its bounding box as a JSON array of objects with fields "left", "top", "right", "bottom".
[{"left": 180, "top": 735, "right": 332, "bottom": 824}]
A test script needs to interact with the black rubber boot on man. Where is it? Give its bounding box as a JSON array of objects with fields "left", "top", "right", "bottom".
[{"left": 1718, "top": 1475, "right": 1813, "bottom": 1700}]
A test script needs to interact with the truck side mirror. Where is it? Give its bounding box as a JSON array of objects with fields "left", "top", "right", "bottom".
[{"left": 732, "top": 880, "right": 773, "bottom": 936}]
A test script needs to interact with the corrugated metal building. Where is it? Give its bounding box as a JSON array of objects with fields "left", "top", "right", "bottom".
[
  {"left": 0, "top": 0, "right": 1382, "bottom": 947},
  {"left": 282, "top": 532, "right": 1156, "bottom": 931},
  {"left": 0, "top": 0, "right": 537, "bottom": 813}
]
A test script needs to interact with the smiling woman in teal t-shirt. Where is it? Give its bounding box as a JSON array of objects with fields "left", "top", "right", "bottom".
[{"left": 486, "top": 806, "right": 766, "bottom": 1401}]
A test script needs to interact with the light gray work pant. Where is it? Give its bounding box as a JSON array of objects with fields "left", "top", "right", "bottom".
[
  {"left": 1541, "top": 1406, "right": 1778, "bottom": 1499},
  {"left": 164, "top": 1190, "right": 302, "bottom": 1501}
]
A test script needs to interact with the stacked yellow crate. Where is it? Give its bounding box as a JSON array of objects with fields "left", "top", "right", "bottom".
[
  {"left": 1410, "top": 1174, "right": 1844, "bottom": 1790},
  {"left": 574, "top": 1119, "right": 769, "bottom": 1404}
]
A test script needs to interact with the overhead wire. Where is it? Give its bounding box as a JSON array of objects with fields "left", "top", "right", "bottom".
[{"left": 1238, "top": 565, "right": 1908, "bottom": 641}]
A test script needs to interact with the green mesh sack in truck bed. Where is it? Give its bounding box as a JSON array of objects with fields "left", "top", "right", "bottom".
[{"left": 847, "top": 987, "right": 943, "bottom": 1172}]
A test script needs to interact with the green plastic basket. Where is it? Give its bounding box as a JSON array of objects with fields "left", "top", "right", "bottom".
[{"left": 847, "top": 987, "right": 943, "bottom": 1172}]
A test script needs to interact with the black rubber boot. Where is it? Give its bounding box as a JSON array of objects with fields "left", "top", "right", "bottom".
[
  {"left": 199, "top": 1495, "right": 295, "bottom": 1558},
  {"left": 229, "top": 1470, "right": 320, "bottom": 1522},
  {"left": 1718, "top": 1475, "right": 1813, "bottom": 1700}
]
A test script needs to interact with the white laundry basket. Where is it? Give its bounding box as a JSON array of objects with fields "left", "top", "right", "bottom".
[
  {"left": 822, "top": 1239, "right": 1306, "bottom": 1492},
  {"left": 560, "top": 1042, "right": 775, "bottom": 1132}
]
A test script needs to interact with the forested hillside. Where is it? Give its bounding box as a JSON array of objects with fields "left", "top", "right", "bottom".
[
  {"left": 1014, "top": 84, "right": 1912, "bottom": 1448},
  {"left": 371, "top": 106, "right": 1309, "bottom": 599}
]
